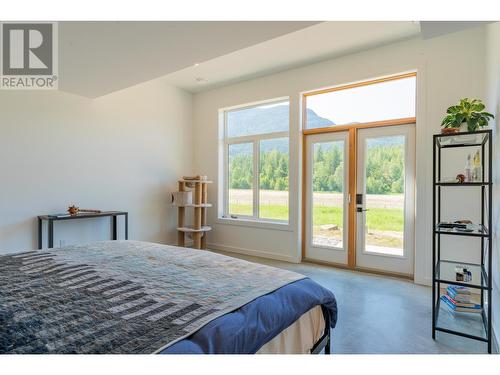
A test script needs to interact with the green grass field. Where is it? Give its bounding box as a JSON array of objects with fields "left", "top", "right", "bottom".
[{"left": 229, "top": 204, "right": 403, "bottom": 232}]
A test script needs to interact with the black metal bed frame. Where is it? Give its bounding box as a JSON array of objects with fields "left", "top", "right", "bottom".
[
  {"left": 310, "top": 306, "right": 331, "bottom": 354},
  {"left": 432, "top": 129, "right": 492, "bottom": 353}
]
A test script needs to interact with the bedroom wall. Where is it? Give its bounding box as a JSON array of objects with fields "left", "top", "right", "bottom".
[
  {"left": 486, "top": 21, "right": 500, "bottom": 352},
  {"left": 0, "top": 80, "right": 193, "bottom": 254},
  {"left": 192, "top": 26, "right": 488, "bottom": 285}
]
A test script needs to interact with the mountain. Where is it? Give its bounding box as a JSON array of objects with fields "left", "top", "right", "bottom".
[
  {"left": 227, "top": 104, "right": 401, "bottom": 156},
  {"left": 227, "top": 104, "right": 333, "bottom": 138}
]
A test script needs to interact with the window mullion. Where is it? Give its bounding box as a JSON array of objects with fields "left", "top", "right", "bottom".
[
  {"left": 223, "top": 110, "right": 229, "bottom": 218},
  {"left": 253, "top": 140, "right": 259, "bottom": 219}
]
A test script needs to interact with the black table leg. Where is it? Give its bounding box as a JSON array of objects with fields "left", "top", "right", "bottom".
[
  {"left": 112, "top": 216, "right": 118, "bottom": 240},
  {"left": 48, "top": 220, "right": 54, "bottom": 248},
  {"left": 38, "top": 218, "right": 42, "bottom": 249},
  {"left": 125, "top": 213, "right": 128, "bottom": 240}
]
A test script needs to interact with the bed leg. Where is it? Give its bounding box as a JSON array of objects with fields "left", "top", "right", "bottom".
[{"left": 324, "top": 331, "right": 331, "bottom": 354}]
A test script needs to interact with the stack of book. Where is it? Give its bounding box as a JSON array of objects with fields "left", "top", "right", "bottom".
[{"left": 440, "top": 286, "right": 482, "bottom": 314}]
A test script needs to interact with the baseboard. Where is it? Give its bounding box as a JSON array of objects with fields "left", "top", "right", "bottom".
[
  {"left": 493, "top": 326, "right": 500, "bottom": 354},
  {"left": 414, "top": 276, "right": 432, "bottom": 287},
  {"left": 207, "top": 242, "right": 300, "bottom": 263}
]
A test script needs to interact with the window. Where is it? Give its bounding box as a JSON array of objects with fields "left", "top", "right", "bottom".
[
  {"left": 221, "top": 99, "right": 290, "bottom": 223},
  {"left": 305, "top": 74, "right": 416, "bottom": 129}
]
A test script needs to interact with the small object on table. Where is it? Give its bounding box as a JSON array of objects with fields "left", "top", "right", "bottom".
[
  {"left": 67, "top": 205, "right": 102, "bottom": 216},
  {"left": 68, "top": 205, "right": 79, "bottom": 215},
  {"left": 455, "top": 174, "right": 465, "bottom": 183}
]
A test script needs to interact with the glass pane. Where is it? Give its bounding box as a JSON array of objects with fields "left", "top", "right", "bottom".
[
  {"left": 228, "top": 143, "right": 253, "bottom": 216},
  {"left": 312, "top": 141, "right": 345, "bottom": 248},
  {"left": 306, "top": 76, "right": 416, "bottom": 129},
  {"left": 227, "top": 101, "right": 289, "bottom": 137},
  {"left": 364, "top": 135, "right": 405, "bottom": 256},
  {"left": 259, "top": 138, "right": 289, "bottom": 221}
]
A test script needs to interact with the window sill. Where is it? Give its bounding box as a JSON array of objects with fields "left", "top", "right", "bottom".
[{"left": 215, "top": 217, "right": 293, "bottom": 232}]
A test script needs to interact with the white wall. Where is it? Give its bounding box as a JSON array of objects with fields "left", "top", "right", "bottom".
[
  {"left": 486, "top": 21, "right": 500, "bottom": 352},
  {"left": 0, "top": 80, "right": 193, "bottom": 253},
  {"left": 193, "top": 26, "right": 488, "bottom": 284}
]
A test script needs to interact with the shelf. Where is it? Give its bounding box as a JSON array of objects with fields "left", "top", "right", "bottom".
[
  {"left": 178, "top": 179, "right": 213, "bottom": 184},
  {"left": 434, "top": 224, "right": 489, "bottom": 237},
  {"left": 435, "top": 298, "right": 488, "bottom": 342},
  {"left": 177, "top": 225, "right": 212, "bottom": 233},
  {"left": 174, "top": 203, "right": 212, "bottom": 208},
  {"left": 434, "top": 260, "right": 488, "bottom": 290},
  {"left": 435, "top": 181, "right": 491, "bottom": 186},
  {"left": 435, "top": 131, "right": 489, "bottom": 148}
]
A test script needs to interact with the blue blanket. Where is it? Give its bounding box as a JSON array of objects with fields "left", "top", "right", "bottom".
[{"left": 161, "top": 278, "right": 337, "bottom": 354}]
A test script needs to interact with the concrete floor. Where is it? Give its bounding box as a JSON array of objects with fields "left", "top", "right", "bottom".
[{"left": 212, "top": 250, "right": 489, "bottom": 354}]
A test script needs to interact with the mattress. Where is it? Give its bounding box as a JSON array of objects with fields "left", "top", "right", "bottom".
[{"left": 257, "top": 305, "right": 325, "bottom": 354}]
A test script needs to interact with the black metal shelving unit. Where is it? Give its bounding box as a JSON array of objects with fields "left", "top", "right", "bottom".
[{"left": 432, "top": 129, "right": 492, "bottom": 353}]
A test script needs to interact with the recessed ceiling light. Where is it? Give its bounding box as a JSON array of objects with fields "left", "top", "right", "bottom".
[
  {"left": 195, "top": 77, "right": 208, "bottom": 84},
  {"left": 194, "top": 63, "right": 200, "bottom": 67}
]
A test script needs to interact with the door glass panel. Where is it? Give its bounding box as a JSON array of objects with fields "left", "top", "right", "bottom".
[
  {"left": 364, "top": 135, "right": 405, "bottom": 256},
  {"left": 311, "top": 141, "right": 345, "bottom": 249},
  {"left": 228, "top": 142, "right": 253, "bottom": 216}
]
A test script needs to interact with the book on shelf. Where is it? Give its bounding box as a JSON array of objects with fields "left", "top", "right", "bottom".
[
  {"left": 446, "top": 286, "right": 472, "bottom": 303},
  {"left": 440, "top": 295, "right": 482, "bottom": 314},
  {"left": 442, "top": 294, "right": 478, "bottom": 308},
  {"left": 447, "top": 285, "right": 471, "bottom": 295}
]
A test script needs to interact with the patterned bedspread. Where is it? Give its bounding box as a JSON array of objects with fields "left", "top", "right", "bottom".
[{"left": 0, "top": 241, "right": 305, "bottom": 354}]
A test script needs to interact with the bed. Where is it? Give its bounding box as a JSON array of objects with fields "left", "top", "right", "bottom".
[{"left": 0, "top": 240, "right": 337, "bottom": 354}]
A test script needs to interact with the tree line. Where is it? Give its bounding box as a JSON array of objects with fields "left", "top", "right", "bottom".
[{"left": 229, "top": 144, "right": 404, "bottom": 194}]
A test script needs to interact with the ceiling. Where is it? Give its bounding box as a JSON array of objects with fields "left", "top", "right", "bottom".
[
  {"left": 58, "top": 21, "right": 320, "bottom": 98},
  {"left": 57, "top": 21, "right": 490, "bottom": 98},
  {"left": 163, "top": 21, "right": 421, "bottom": 93}
]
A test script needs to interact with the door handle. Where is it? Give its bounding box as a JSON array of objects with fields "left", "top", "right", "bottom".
[{"left": 356, "top": 208, "right": 370, "bottom": 213}]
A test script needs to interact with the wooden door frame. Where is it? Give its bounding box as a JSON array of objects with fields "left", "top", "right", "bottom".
[
  {"left": 301, "top": 71, "right": 417, "bottom": 271},
  {"left": 301, "top": 116, "right": 416, "bottom": 270}
]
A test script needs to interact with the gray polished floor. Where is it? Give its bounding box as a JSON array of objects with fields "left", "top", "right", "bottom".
[{"left": 211, "top": 250, "right": 490, "bottom": 354}]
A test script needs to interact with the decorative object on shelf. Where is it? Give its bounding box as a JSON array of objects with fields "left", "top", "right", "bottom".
[
  {"left": 455, "top": 265, "right": 472, "bottom": 282},
  {"left": 175, "top": 175, "right": 212, "bottom": 250},
  {"left": 465, "top": 153, "right": 472, "bottom": 182},
  {"left": 472, "top": 149, "right": 482, "bottom": 181},
  {"left": 441, "top": 98, "right": 494, "bottom": 133},
  {"left": 455, "top": 173, "right": 465, "bottom": 183},
  {"left": 67, "top": 205, "right": 102, "bottom": 216},
  {"left": 432, "top": 129, "right": 493, "bottom": 353}
]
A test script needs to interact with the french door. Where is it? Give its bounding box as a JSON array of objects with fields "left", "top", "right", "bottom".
[
  {"left": 304, "top": 124, "right": 415, "bottom": 276},
  {"left": 304, "top": 131, "right": 350, "bottom": 265},
  {"left": 355, "top": 125, "right": 415, "bottom": 276}
]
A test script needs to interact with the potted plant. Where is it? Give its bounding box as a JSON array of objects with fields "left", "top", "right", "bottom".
[{"left": 441, "top": 98, "right": 494, "bottom": 133}]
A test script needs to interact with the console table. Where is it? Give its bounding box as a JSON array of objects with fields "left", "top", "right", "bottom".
[{"left": 37, "top": 211, "right": 128, "bottom": 249}]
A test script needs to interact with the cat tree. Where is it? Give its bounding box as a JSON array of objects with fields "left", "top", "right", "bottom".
[{"left": 174, "top": 176, "right": 212, "bottom": 249}]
